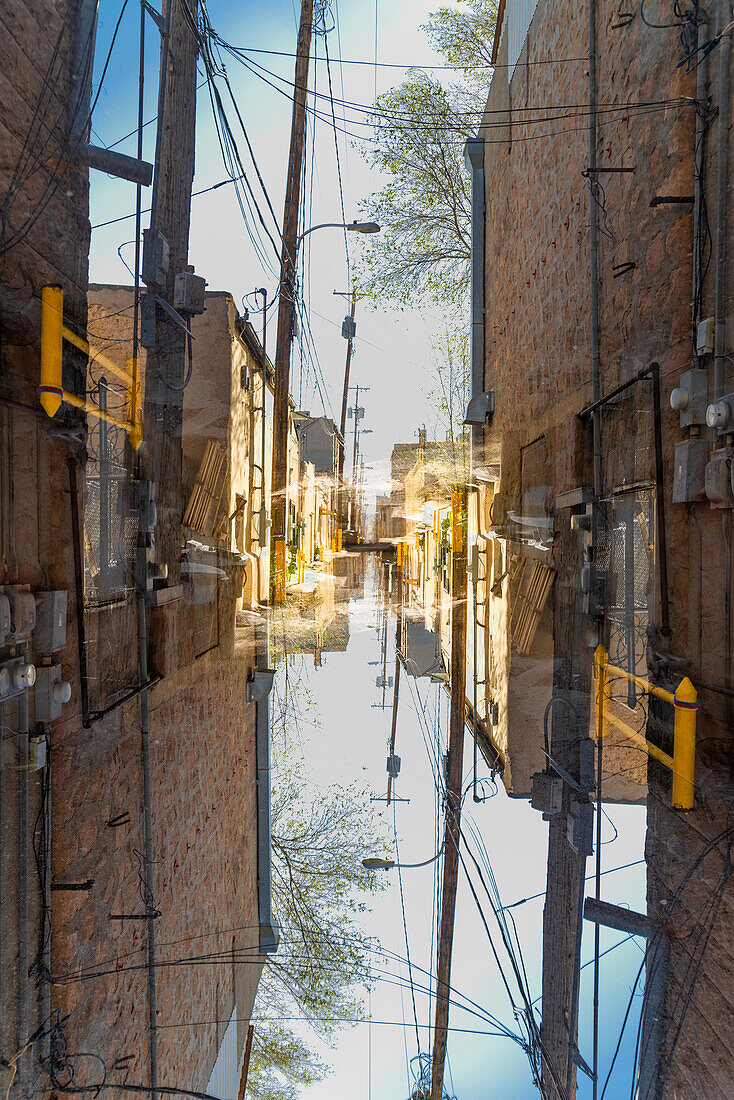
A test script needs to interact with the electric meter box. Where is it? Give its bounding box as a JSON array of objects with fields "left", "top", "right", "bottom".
[
  {"left": 672, "top": 439, "right": 709, "bottom": 503},
  {"left": 34, "top": 590, "right": 67, "bottom": 652}
]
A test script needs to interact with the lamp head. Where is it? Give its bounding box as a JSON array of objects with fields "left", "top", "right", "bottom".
[{"left": 348, "top": 220, "right": 381, "bottom": 234}]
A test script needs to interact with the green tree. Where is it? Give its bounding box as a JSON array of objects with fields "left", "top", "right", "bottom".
[
  {"left": 247, "top": 725, "right": 388, "bottom": 1100},
  {"left": 358, "top": 0, "right": 497, "bottom": 309}
]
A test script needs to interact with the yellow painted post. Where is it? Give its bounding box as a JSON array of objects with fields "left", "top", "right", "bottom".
[
  {"left": 126, "top": 356, "right": 143, "bottom": 450},
  {"left": 594, "top": 644, "right": 608, "bottom": 745},
  {"left": 273, "top": 539, "right": 287, "bottom": 603},
  {"left": 671, "top": 677, "right": 697, "bottom": 811},
  {"left": 451, "top": 491, "right": 464, "bottom": 552},
  {"left": 40, "top": 285, "right": 64, "bottom": 417}
]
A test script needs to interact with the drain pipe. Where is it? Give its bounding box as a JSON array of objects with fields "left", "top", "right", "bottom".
[
  {"left": 588, "top": 0, "right": 602, "bottom": 500},
  {"left": 16, "top": 677, "right": 30, "bottom": 1086},
  {"left": 249, "top": 622, "right": 278, "bottom": 954},
  {"left": 136, "top": 569, "right": 158, "bottom": 1099},
  {"left": 464, "top": 140, "right": 493, "bottom": 445},
  {"left": 713, "top": 0, "right": 732, "bottom": 403}
]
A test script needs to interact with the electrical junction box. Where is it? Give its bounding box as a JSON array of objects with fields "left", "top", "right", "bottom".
[
  {"left": 567, "top": 799, "right": 594, "bottom": 857},
  {"left": 670, "top": 369, "right": 708, "bottom": 427},
  {"left": 704, "top": 449, "right": 734, "bottom": 507},
  {"left": 673, "top": 438, "right": 709, "bottom": 503},
  {"left": 34, "top": 591, "right": 67, "bottom": 653},
  {"left": 342, "top": 316, "right": 356, "bottom": 340},
  {"left": 696, "top": 317, "right": 715, "bottom": 356},
  {"left": 0, "top": 594, "right": 10, "bottom": 645},
  {"left": 142, "top": 228, "right": 169, "bottom": 289},
  {"left": 3, "top": 587, "right": 36, "bottom": 643},
  {"left": 487, "top": 700, "right": 499, "bottom": 726},
  {"left": 29, "top": 736, "right": 47, "bottom": 771},
  {"left": 34, "top": 665, "right": 72, "bottom": 722},
  {"left": 531, "top": 772, "right": 563, "bottom": 816},
  {"left": 140, "top": 293, "right": 156, "bottom": 349},
  {"left": 174, "top": 267, "right": 207, "bottom": 315}
]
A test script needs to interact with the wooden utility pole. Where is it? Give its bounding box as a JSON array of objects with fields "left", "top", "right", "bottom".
[
  {"left": 142, "top": 0, "right": 199, "bottom": 584},
  {"left": 430, "top": 488, "right": 468, "bottom": 1100},
  {"left": 271, "top": 0, "right": 314, "bottom": 602},
  {"left": 338, "top": 288, "right": 357, "bottom": 536}
]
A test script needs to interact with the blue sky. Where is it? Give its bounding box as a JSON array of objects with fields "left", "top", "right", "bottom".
[{"left": 87, "top": 4, "right": 648, "bottom": 1096}]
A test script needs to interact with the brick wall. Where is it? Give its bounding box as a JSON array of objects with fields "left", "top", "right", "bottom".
[
  {"left": 483, "top": 0, "right": 734, "bottom": 1094},
  {"left": 52, "top": 638, "right": 261, "bottom": 1093},
  {"left": 0, "top": 11, "right": 264, "bottom": 1095}
]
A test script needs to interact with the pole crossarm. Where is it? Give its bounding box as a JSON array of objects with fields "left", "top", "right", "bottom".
[{"left": 593, "top": 644, "right": 697, "bottom": 810}]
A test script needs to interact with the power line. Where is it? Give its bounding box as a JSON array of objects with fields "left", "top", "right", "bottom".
[{"left": 209, "top": 44, "right": 592, "bottom": 70}]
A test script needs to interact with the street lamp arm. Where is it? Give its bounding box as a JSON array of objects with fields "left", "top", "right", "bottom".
[
  {"left": 362, "top": 845, "right": 444, "bottom": 871},
  {"left": 296, "top": 220, "right": 381, "bottom": 247}
]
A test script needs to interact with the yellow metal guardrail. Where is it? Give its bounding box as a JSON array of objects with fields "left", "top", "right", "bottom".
[
  {"left": 39, "top": 285, "right": 142, "bottom": 449},
  {"left": 594, "top": 644, "right": 697, "bottom": 810}
]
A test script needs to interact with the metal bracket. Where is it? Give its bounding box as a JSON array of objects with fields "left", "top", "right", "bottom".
[
  {"left": 246, "top": 668, "right": 276, "bottom": 703},
  {"left": 143, "top": 0, "right": 165, "bottom": 31}
]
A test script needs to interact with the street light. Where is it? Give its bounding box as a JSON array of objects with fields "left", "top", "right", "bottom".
[
  {"left": 362, "top": 846, "right": 444, "bottom": 871},
  {"left": 296, "top": 219, "right": 381, "bottom": 247}
]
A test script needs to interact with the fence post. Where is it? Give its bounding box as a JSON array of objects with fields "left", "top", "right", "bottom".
[{"left": 671, "top": 677, "right": 697, "bottom": 810}]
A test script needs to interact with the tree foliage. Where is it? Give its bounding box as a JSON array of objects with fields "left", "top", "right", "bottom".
[
  {"left": 247, "top": 715, "right": 388, "bottom": 1100},
  {"left": 358, "top": 0, "right": 497, "bottom": 309}
]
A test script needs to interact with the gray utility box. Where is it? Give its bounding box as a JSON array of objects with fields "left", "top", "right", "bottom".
[
  {"left": 142, "top": 228, "right": 169, "bottom": 289},
  {"left": 567, "top": 799, "right": 594, "bottom": 857},
  {"left": 670, "top": 369, "right": 708, "bottom": 427},
  {"left": 34, "top": 590, "right": 67, "bottom": 653},
  {"left": 531, "top": 772, "right": 563, "bottom": 816},
  {"left": 673, "top": 438, "right": 709, "bottom": 503},
  {"left": 174, "top": 268, "right": 207, "bottom": 315}
]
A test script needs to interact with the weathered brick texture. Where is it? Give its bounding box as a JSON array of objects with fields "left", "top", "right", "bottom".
[{"left": 483, "top": 0, "right": 734, "bottom": 1094}]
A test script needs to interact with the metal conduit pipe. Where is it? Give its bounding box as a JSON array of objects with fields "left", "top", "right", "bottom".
[
  {"left": 253, "top": 621, "right": 278, "bottom": 954},
  {"left": 16, "top": 678, "right": 30, "bottom": 1085},
  {"left": 714, "top": 0, "right": 732, "bottom": 403},
  {"left": 136, "top": 589, "right": 158, "bottom": 1100},
  {"left": 464, "top": 140, "right": 492, "bottom": 444},
  {"left": 588, "top": 0, "right": 602, "bottom": 503},
  {"left": 692, "top": 10, "right": 711, "bottom": 365}
]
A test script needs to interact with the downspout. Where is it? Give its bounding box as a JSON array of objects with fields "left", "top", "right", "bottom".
[
  {"left": 588, "top": 0, "right": 602, "bottom": 501},
  {"left": 713, "top": 0, "right": 732, "bottom": 404},
  {"left": 463, "top": 140, "right": 492, "bottom": 445},
  {"left": 136, "top": 589, "right": 158, "bottom": 1100},
  {"left": 588, "top": 2, "right": 603, "bottom": 1098},
  {"left": 249, "top": 626, "right": 278, "bottom": 953},
  {"left": 692, "top": 10, "right": 711, "bottom": 366},
  {"left": 16, "top": 680, "right": 29, "bottom": 1086}
]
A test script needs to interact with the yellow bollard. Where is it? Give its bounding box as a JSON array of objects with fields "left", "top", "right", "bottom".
[
  {"left": 40, "top": 285, "right": 64, "bottom": 417},
  {"left": 337, "top": 528, "right": 342, "bottom": 552},
  {"left": 594, "top": 643, "right": 609, "bottom": 747},
  {"left": 671, "top": 677, "right": 697, "bottom": 811},
  {"left": 273, "top": 539, "right": 287, "bottom": 603},
  {"left": 451, "top": 490, "right": 464, "bottom": 552},
  {"left": 126, "top": 356, "right": 143, "bottom": 450}
]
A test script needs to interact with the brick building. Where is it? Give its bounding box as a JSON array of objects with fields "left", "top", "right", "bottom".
[
  {"left": 0, "top": 10, "right": 273, "bottom": 1100},
  {"left": 464, "top": 0, "right": 734, "bottom": 1095}
]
